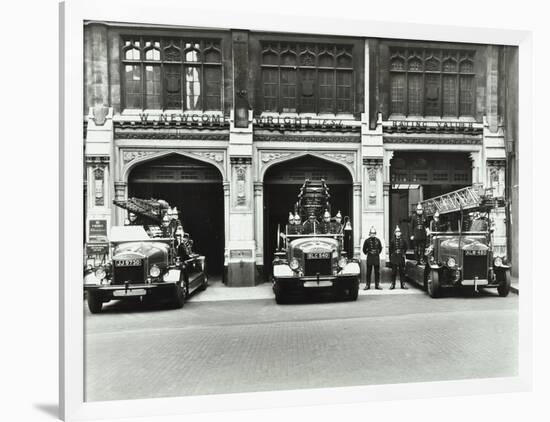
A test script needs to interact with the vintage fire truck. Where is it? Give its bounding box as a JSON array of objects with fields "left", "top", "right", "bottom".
[
  {"left": 405, "top": 186, "right": 512, "bottom": 298},
  {"left": 272, "top": 179, "right": 360, "bottom": 304},
  {"left": 84, "top": 198, "right": 207, "bottom": 313}
]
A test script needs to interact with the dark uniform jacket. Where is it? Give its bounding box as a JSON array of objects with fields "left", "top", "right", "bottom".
[
  {"left": 363, "top": 236, "right": 383, "bottom": 265},
  {"left": 389, "top": 237, "right": 408, "bottom": 265},
  {"left": 430, "top": 219, "right": 447, "bottom": 233},
  {"left": 303, "top": 219, "right": 320, "bottom": 234},
  {"left": 319, "top": 221, "right": 332, "bottom": 234},
  {"left": 287, "top": 224, "right": 304, "bottom": 235},
  {"left": 330, "top": 222, "right": 343, "bottom": 234},
  {"left": 410, "top": 213, "right": 428, "bottom": 241}
]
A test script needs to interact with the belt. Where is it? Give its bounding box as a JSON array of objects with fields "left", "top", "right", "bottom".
[{"left": 416, "top": 225, "right": 424, "bottom": 229}]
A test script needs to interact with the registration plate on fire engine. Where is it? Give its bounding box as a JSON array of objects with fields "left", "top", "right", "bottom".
[
  {"left": 464, "top": 250, "right": 487, "bottom": 256},
  {"left": 115, "top": 259, "right": 141, "bottom": 266},
  {"left": 113, "top": 289, "right": 146, "bottom": 297},
  {"left": 306, "top": 252, "right": 331, "bottom": 259}
]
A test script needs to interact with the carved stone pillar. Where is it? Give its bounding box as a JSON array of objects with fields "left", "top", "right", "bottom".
[
  {"left": 223, "top": 181, "right": 230, "bottom": 272},
  {"left": 469, "top": 151, "right": 482, "bottom": 186},
  {"left": 114, "top": 181, "right": 127, "bottom": 226},
  {"left": 254, "top": 182, "right": 264, "bottom": 278},
  {"left": 382, "top": 150, "right": 394, "bottom": 259},
  {"left": 227, "top": 157, "right": 255, "bottom": 286},
  {"left": 487, "top": 159, "right": 507, "bottom": 258},
  {"left": 352, "top": 182, "right": 362, "bottom": 258}
]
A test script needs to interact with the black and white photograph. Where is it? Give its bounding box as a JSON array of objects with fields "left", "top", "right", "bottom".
[{"left": 80, "top": 16, "right": 520, "bottom": 403}]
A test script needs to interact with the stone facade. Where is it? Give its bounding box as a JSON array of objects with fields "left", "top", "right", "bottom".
[{"left": 83, "top": 22, "right": 518, "bottom": 286}]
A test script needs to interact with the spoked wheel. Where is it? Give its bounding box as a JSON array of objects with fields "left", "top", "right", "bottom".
[
  {"left": 497, "top": 271, "right": 511, "bottom": 297},
  {"left": 427, "top": 270, "right": 441, "bottom": 298}
]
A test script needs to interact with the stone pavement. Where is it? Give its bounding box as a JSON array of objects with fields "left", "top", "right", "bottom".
[
  {"left": 84, "top": 290, "right": 518, "bottom": 402},
  {"left": 189, "top": 277, "right": 422, "bottom": 303}
]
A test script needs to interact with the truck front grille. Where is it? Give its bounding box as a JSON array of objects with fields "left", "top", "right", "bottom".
[
  {"left": 113, "top": 264, "right": 145, "bottom": 284},
  {"left": 462, "top": 254, "right": 487, "bottom": 280},
  {"left": 304, "top": 258, "right": 332, "bottom": 276}
]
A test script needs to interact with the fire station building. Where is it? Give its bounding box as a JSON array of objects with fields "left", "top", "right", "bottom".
[{"left": 83, "top": 21, "right": 519, "bottom": 286}]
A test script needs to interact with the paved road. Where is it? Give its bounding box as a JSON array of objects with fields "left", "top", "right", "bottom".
[{"left": 84, "top": 285, "right": 518, "bottom": 402}]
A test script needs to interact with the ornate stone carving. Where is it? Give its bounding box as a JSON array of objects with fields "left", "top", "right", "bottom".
[
  {"left": 86, "top": 155, "right": 109, "bottom": 164},
  {"left": 114, "top": 181, "right": 127, "bottom": 201},
  {"left": 487, "top": 159, "right": 506, "bottom": 168},
  {"left": 191, "top": 151, "right": 224, "bottom": 163},
  {"left": 367, "top": 167, "right": 378, "bottom": 182},
  {"left": 260, "top": 152, "right": 293, "bottom": 163},
  {"left": 235, "top": 165, "right": 247, "bottom": 206},
  {"left": 383, "top": 136, "right": 482, "bottom": 145},
  {"left": 93, "top": 168, "right": 105, "bottom": 206},
  {"left": 115, "top": 131, "right": 229, "bottom": 141},
  {"left": 322, "top": 152, "right": 355, "bottom": 164},
  {"left": 123, "top": 150, "right": 155, "bottom": 164},
  {"left": 231, "top": 156, "right": 252, "bottom": 165},
  {"left": 254, "top": 134, "right": 360, "bottom": 143}
]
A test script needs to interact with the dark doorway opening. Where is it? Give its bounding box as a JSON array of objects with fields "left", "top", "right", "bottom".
[
  {"left": 128, "top": 154, "right": 224, "bottom": 275},
  {"left": 389, "top": 151, "right": 472, "bottom": 238},
  {"left": 263, "top": 155, "right": 353, "bottom": 278}
]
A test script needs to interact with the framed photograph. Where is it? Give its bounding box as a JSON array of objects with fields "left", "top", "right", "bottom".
[{"left": 60, "top": 0, "right": 533, "bottom": 420}]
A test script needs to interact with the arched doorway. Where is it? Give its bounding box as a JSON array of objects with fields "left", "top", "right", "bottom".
[
  {"left": 263, "top": 155, "right": 353, "bottom": 275},
  {"left": 389, "top": 151, "right": 472, "bottom": 240},
  {"left": 128, "top": 153, "right": 225, "bottom": 275}
]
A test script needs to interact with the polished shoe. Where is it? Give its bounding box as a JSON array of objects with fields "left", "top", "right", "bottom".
[
  {"left": 401, "top": 284, "right": 408, "bottom": 289},
  {"left": 389, "top": 284, "right": 395, "bottom": 290},
  {"left": 363, "top": 285, "right": 370, "bottom": 290},
  {"left": 375, "top": 285, "right": 383, "bottom": 290}
]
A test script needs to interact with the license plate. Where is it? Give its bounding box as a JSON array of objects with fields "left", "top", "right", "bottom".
[
  {"left": 115, "top": 259, "right": 142, "bottom": 266},
  {"left": 304, "top": 280, "right": 333, "bottom": 287},
  {"left": 113, "top": 289, "right": 147, "bottom": 297},
  {"left": 465, "top": 250, "right": 487, "bottom": 256},
  {"left": 306, "top": 252, "right": 331, "bottom": 259}
]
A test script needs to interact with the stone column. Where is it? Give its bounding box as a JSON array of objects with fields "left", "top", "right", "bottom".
[
  {"left": 352, "top": 182, "right": 362, "bottom": 258},
  {"left": 254, "top": 182, "right": 264, "bottom": 280},
  {"left": 487, "top": 159, "right": 507, "bottom": 258},
  {"left": 223, "top": 181, "right": 230, "bottom": 281},
  {"left": 113, "top": 181, "right": 127, "bottom": 226},
  {"left": 383, "top": 150, "right": 394, "bottom": 259}
]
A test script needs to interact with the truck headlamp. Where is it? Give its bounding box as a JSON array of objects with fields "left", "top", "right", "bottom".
[
  {"left": 494, "top": 257, "right": 503, "bottom": 267},
  {"left": 149, "top": 265, "right": 161, "bottom": 278},
  {"left": 338, "top": 257, "right": 348, "bottom": 269},
  {"left": 289, "top": 258, "right": 300, "bottom": 271},
  {"left": 446, "top": 257, "right": 456, "bottom": 268},
  {"left": 94, "top": 267, "right": 106, "bottom": 280}
]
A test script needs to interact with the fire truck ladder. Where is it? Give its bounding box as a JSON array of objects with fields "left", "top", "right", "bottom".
[
  {"left": 113, "top": 197, "right": 167, "bottom": 223},
  {"left": 417, "top": 186, "right": 485, "bottom": 217}
]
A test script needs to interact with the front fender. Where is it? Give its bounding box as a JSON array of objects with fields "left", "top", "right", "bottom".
[
  {"left": 339, "top": 261, "right": 360, "bottom": 276},
  {"left": 273, "top": 264, "right": 295, "bottom": 278}
]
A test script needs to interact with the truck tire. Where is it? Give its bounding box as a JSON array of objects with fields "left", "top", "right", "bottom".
[
  {"left": 348, "top": 278, "right": 359, "bottom": 301},
  {"left": 171, "top": 272, "right": 188, "bottom": 309},
  {"left": 497, "top": 271, "right": 511, "bottom": 297},
  {"left": 198, "top": 263, "right": 208, "bottom": 292},
  {"left": 273, "top": 279, "right": 286, "bottom": 304},
  {"left": 427, "top": 270, "right": 441, "bottom": 298},
  {"left": 87, "top": 292, "right": 103, "bottom": 314}
]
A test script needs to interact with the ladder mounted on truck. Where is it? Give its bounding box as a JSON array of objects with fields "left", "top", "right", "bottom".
[
  {"left": 417, "top": 185, "right": 504, "bottom": 217},
  {"left": 113, "top": 197, "right": 170, "bottom": 224}
]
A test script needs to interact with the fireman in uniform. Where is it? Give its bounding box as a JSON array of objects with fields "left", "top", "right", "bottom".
[
  {"left": 410, "top": 203, "right": 429, "bottom": 264},
  {"left": 291, "top": 213, "right": 304, "bottom": 234},
  {"left": 430, "top": 211, "right": 447, "bottom": 233},
  {"left": 331, "top": 210, "right": 343, "bottom": 234},
  {"left": 303, "top": 214, "right": 320, "bottom": 234},
  {"left": 362, "top": 226, "right": 383, "bottom": 290},
  {"left": 319, "top": 210, "right": 332, "bottom": 234},
  {"left": 390, "top": 225, "right": 408, "bottom": 290},
  {"left": 286, "top": 212, "right": 295, "bottom": 233}
]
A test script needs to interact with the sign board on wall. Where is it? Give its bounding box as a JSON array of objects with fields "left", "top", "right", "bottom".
[{"left": 88, "top": 219, "right": 108, "bottom": 242}]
